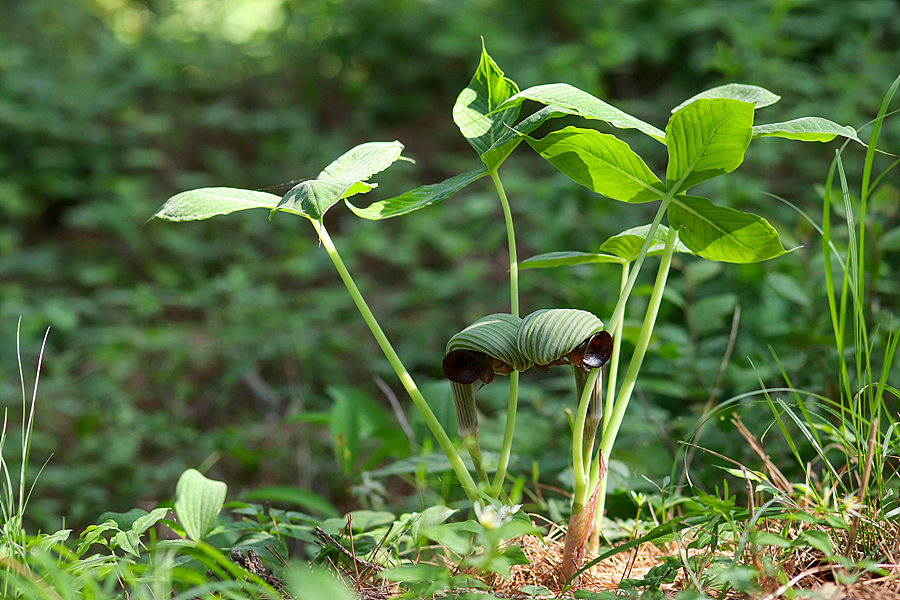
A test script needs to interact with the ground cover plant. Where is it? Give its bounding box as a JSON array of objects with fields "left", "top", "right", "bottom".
[{"left": 2, "top": 31, "right": 899, "bottom": 599}]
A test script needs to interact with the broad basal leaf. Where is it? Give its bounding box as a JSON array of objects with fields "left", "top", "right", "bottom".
[
  {"left": 671, "top": 83, "right": 780, "bottom": 114},
  {"left": 520, "top": 251, "right": 624, "bottom": 270},
  {"left": 527, "top": 126, "right": 664, "bottom": 203},
  {"left": 275, "top": 141, "right": 406, "bottom": 221},
  {"left": 599, "top": 224, "right": 692, "bottom": 262},
  {"left": 666, "top": 99, "right": 754, "bottom": 193},
  {"left": 152, "top": 187, "right": 280, "bottom": 222},
  {"left": 669, "top": 195, "right": 788, "bottom": 263},
  {"left": 753, "top": 117, "right": 863, "bottom": 144},
  {"left": 497, "top": 83, "right": 666, "bottom": 143},
  {"left": 346, "top": 168, "right": 489, "bottom": 219},
  {"left": 452, "top": 44, "right": 520, "bottom": 160},
  {"left": 174, "top": 469, "right": 227, "bottom": 543}
]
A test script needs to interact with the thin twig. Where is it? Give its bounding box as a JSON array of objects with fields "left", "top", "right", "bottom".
[{"left": 374, "top": 374, "right": 416, "bottom": 448}]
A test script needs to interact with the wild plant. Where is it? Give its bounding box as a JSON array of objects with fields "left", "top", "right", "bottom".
[{"left": 151, "top": 43, "right": 863, "bottom": 581}]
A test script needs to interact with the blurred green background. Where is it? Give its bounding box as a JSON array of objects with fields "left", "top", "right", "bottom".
[{"left": 1, "top": 0, "right": 898, "bottom": 533}]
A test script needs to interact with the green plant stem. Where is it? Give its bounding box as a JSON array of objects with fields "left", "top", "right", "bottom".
[
  {"left": 595, "top": 261, "right": 629, "bottom": 530},
  {"left": 489, "top": 168, "right": 520, "bottom": 499},
  {"left": 606, "top": 194, "right": 674, "bottom": 336},
  {"left": 572, "top": 367, "right": 601, "bottom": 511},
  {"left": 599, "top": 226, "right": 677, "bottom": 479},
  {"left": 574, "top": 367, "right": 602, "bottom": 479},
  {"left": 604, "top": 262, "right": 629, "bottom": 431},
  {"left": 490, "top": 370, "right": 519, "bottom": 499},
  {"left": 311, "top": 219, "right": 480, "bottom": 503},
  {"left": 490, "top": 169, "right": 519, "bottom": 317}
]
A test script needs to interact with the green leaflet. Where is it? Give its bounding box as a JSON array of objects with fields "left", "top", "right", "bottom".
[
  {"left": 520, "top": 225, "right": 693, "bottom": 270},
  {"left": 599, "top": 224, "right": 693, "bottom": 262},
  {"left": 517, "top": 309, "right": 604, "bottom": 367},
  {"left": 520, "top": 251, "right": 624, "bottom": 270},
  {"left": 526, "top": 126, "right": 664, "bottom": 203},
  {"left": 752, "top": 117, "right": 863, "bottom": 144},
  {"left": 452, "top": 44, "right": 520, "bottom": 163},
  {"left": 275, "top": 141, "right": 406, "bottom": 221},
  {"left": 669, "top": 195, "right": 789, "bottom": 263},
  {"left": 480, "top": 105, "right": 564, "bottom": 170},
  {"left": 346, "top": 168, "right": 489, "bottom": 219},
  {"left": 666, "top": 98, "right": 754, "bottom": 193},
  {"left": 152, "top": 187, "right": 281, "bottom": 222},
  {"left": 671, "top": 83, "right": 781, "bottom": 113},
  {"left": 498, "top": 83, "right": 666, "bottom": 143}
]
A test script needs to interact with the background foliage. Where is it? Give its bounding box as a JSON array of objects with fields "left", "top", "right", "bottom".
[{"left": 1, "top": 0, "right": 898, "bottom": 533}]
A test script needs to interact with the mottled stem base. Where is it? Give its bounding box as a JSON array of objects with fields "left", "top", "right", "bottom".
[{"left": 560, "top": 451, "right": 607, "bottom": 584}]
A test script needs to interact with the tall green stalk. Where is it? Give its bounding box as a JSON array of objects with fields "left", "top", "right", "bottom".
[
  {"left": 311, "top": 219, "right": 481, "bottom": 502},
  {"left": 489, "top": 168, "right": 521, "bottom": 499},
  {"left": 599, "top": 226, "right": 678, "bottom": 479},
  {"left": 594, "top": 262, "right": 629, "bottom": 531},
  {"left": 605, "top": 194, "right": 674, "bottom": 336},
  {"left": 571, "top": 366, "right": 601, "bottom": 512}
]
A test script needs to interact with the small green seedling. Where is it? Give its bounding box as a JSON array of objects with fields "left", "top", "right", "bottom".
[{"left": 151, "top": 42, "right": 860, "bottom": 580}]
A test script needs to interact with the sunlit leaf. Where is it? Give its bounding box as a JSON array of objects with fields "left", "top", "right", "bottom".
[
  {"left": 452, "top": 44, "right": 520, "bottom": 161},
  {"left": 599, "top": 224, "right": 693, "bottom": 261},
  {"left": 671, "top": 83, "right": 780, "bottom": 113},
  {"left": 346, "top": 168, "right": 488, "bottom": 219},
  {"left": 481, "top": 105, "right": 564, "bottom": 169},
  {"left": 174, "top": 469, "right": 227, "bottom": 542},
  {"left": 498, "top": 83, "right": 666, "bottom": 143},
  {"left": 275, "top": 141, "right": 406, "bottom": 221},
  {"left": 753, "top": 117, "right": 863, "bottom": 144},
  {"left": 132, "top": 507, "right": 169, "bottom": 536},
  {"left": 666, "top": 99, "right": 754, "bottom": 192},
  {"left": 669, "top": 195, "right": 788, "bottom": 263},
  {"left": 527, "top": 126, "right": 664, "bottom": 203},
  {"left": 520, "top": 251, "right": 624, "bottom": 269},
  {"left": 152, "top": 187, "right": 280, "bottom": 222}
]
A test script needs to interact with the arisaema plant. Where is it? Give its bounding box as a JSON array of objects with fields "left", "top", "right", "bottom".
[{"left": 151, "top": 42, "right": 861, "bottom": 583}]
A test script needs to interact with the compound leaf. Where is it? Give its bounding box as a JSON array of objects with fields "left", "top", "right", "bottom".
[{"left": 275, "top": 141, "right": 406, "bottom": 221}]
